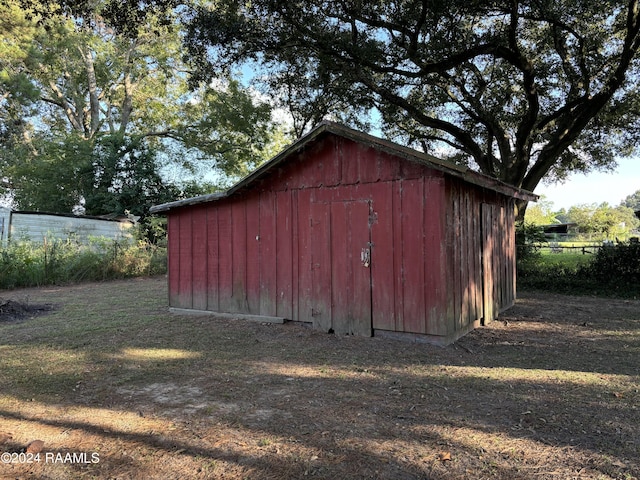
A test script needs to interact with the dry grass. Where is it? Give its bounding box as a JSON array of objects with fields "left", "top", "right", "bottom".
[{"left": 0, "top": 277, "right": 639, "bottom": 479}]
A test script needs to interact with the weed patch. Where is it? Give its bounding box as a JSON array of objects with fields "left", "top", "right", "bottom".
[{"left": 0, "top": 238, "right": 166, "bottom": 289}]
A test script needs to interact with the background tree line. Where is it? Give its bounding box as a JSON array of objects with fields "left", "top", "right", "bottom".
[{"left": 525, "top": 189, "right": 640, "bottom": 240}]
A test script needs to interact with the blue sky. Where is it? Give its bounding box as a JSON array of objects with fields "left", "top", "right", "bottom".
[{"left": 534, "top": 156, "right": 640, "bottom": 210}]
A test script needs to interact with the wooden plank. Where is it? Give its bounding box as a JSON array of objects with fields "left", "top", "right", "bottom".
[
  {"left": 458, "top": 187, "right": 469, "bottom": 330},
  {"left": 450, "top": 183, "right": 462, "bottom": 331},
  {"left": 341, "top": 139, "right": 360, "bottom": 185},
  {"left": 423, "top": 176, "right": 447, "bottom": 335},
  {"left": 496, "top": 204, "right": 504, "bottom": 309},
  {"left": 392, "top": 180, "right": 405, "bottom": 331},
  {"left": 259, "top": 192, "right": 277, "bottom": 316},
  {"left": 167, "top": 214, "right": 181, "bottom": 307},
  {"left": 326, "top": 200, "right": 372, "bottom": 336},
  {"left": 291, "top": 190, "right": 300, "bottom": 321},
  {"left": 348, "top": 201, "right": 373, "bottom": 336},
  {"left": 310, "top": 137, "right": 341, "bottom": 187},
  {"left": 310, "top": 201, "right": 332, "bottom": 331},
  {"left": 217, "top": 203, "right": 233, "bottom": 312},
  {"left": 400, "top": 178, "right": 426, "bottom": 334},
  {"left": 178, "top": 209, "right": 193, "bottom": 309},
  {"left": 444, "top": 183, "right": 456, "bottom": 330},
  {"left": 508, "top": 200, "right": 517, "bottom": 304},
  {"left": 245, "top": 193, "right": 261, "bottom": 315},
  {"left": 231, "top": 202, "right": 248, "bottom": 313},
  {"left": 482, "top": 203, "right": 496, "bottom": 323},
  {"left": 493, "top": 206, "right": 501, "bottom": 315},
  {"left": 191, "top": 206, "right": 208, "bottom": 311},
  {"left": 330, "top": 201, "right": 350, "bottom": 334},
  {"left": 468, "top": 194, "right": 480, "bottom": 322},
  {"left": 354, "top": 144, "right": 372, "bottom": 184},
  {"left": 370, "top": 181, "right": 396, "bottom": 331},
  {"left": 276, "top": 190, "right": 294, "bottom": 319},
  {"left": 296, "top": 189, "right": 313, "bottom": 323},
  {"left": 207, "top": 207, "right": 220, "bottom": 312},
  {"left": 377, "top": 150, "right": 402, "bottom": 182}
]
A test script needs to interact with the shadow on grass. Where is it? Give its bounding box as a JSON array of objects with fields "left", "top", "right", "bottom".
[{"left": 0, "top": 279, "right": 639, "bottom": 479}]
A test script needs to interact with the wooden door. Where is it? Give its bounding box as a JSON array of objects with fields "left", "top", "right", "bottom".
[{"left": 311, "top": 200, "right": 373, "bottom": 336}]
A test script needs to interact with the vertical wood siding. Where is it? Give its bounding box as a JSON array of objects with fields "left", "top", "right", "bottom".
[{"left": 166, "top": 135, "right": 518, "bottom": 341}]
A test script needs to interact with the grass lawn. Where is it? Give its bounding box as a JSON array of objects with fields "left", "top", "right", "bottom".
[
  {"left": 539, "top": 250, "right": 592, "bottom": 268},
  {"left": 1, "top": 277, "right": 639, "bottom": 479}
]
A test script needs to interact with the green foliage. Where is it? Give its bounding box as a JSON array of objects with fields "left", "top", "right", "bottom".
[
  {"left": 523, "top": 196, "right": 557, "bottom": 225},
  {"left": 0, "top": 237, "right": 166, "bottom": 289},
  {"left": 183, "top": 0, "right": 640, "bottom": 198},
  {"left": 621, "top": 189, "right": 640, "bottom": 211},
  {"left": 517, "top": 246, "right": 640, "bottom": 298},
  {"left": 82, "top": 135, "right": 180, "bottom": 217},
  {"left": 515, "top": 220, "right": 545, "bottom": 266},
  {"left": 1, "top": 0, "right": 281, "bottom": 216},
  {"left": 566, "top": 203, "right": 640, "bottom": 240},
  {"left": 585, "top": 243, "right": 640, "bottom": 286}
]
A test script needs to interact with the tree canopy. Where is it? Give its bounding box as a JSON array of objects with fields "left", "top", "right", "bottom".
[
  {"left": 622, "top": 189, "right": 640, "bottom": 210},
  {"left": 8, "top": 0, "right": 640, "bottom": 219},
  {"left": 1, "top": 0, "right": 281, "bottom": 217},
  {"left": 180, "top": 0, "right": 640, "bottom": 215}
]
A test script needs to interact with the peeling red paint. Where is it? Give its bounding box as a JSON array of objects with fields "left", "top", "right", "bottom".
[{"left": 162, "top": 129, "right": 528, "bottom": 344}]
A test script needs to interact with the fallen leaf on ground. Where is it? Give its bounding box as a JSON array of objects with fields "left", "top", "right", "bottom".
[
  {"left": 26, "top": 440, "right": 44, "bottom": 453},
  {"left": 438, "top": 451, "right": 451, "bottom": 462}
]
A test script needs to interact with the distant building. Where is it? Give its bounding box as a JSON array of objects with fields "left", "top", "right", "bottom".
[
  {"left": 0, "top": 207, "right": 135, "bottom": 244},
  {"left": 541, "top": 223, "right": 577, "bottom": 239}
]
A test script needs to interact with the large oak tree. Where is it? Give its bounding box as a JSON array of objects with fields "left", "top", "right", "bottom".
[
  {"left": 182, "top": 0, "right": 640, "bottom": 216},
  {"left": 13, "top": 0, "right": 640, "bottom": 217}
]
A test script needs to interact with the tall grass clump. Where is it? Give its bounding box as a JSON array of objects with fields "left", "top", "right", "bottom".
[{"left": 0, "top": 236, "right": 166, "bottom": 290}]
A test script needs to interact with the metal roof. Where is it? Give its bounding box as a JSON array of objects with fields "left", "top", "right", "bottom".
[{"left": 150, "top": 121, "right": 537, "bottom": 214}]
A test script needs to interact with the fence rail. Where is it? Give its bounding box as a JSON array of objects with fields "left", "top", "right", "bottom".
[{"left": 537, "top": 244, "right": 602, "bottom": 254}]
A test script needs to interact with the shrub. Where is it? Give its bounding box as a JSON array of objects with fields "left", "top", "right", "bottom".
[
  {"left": 517, "top": 243, "right": 640, "bottom": 298},
  {"left": 516, "top": 221, "right": 545, "bottom": 271},
  {"left": 0, "top": 237, "right": 166, "bottom": 290},
  {"left": 580, "top": 243, "right": 640, "bottom": 293}
]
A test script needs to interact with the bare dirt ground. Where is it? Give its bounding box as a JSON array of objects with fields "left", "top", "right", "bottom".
[{"left": 0, "top": 277, "right": 638, "bottom": 479}]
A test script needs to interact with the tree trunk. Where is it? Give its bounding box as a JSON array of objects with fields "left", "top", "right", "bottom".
[{"left": 81, "top": 46, "right": 101, "bottom": 138}]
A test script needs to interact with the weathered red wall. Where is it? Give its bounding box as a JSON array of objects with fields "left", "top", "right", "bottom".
[{"left": 167, "top": 134, "right": 515, "bottom": 341}]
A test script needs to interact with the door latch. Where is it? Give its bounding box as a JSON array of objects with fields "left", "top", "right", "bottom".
[{"left": 361, "top": 248, "right": 371, "bottom": 267}]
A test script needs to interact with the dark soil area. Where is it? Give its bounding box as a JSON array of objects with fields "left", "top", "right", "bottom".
[{"left": 0, "top": 298, "right": 54, "bottom": 323}]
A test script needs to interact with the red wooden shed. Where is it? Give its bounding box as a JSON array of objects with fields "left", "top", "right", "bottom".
[{"left": 151, "top": 122, "right": 537, "bottom": 344}]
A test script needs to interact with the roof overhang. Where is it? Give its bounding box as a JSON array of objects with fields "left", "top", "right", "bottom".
[{"left": 150, "top": 121, "right": 538, "bottom": 214}]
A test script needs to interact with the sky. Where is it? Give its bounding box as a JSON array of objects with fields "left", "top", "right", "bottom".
[{"left": 533, "top": 156, "right": 640, "bottom": 211}]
